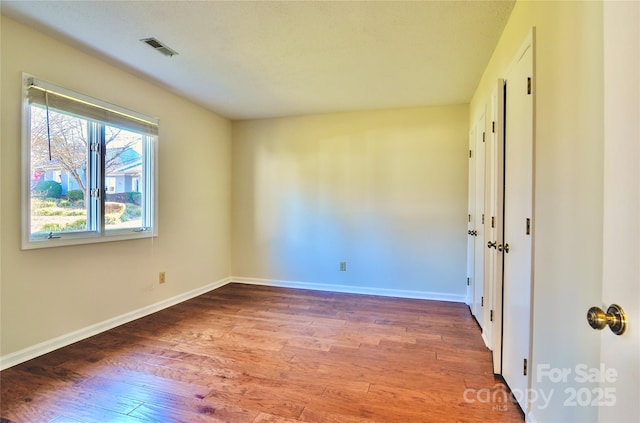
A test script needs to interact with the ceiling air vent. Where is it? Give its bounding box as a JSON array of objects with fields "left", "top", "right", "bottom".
[{"left": 140, "top": 37, "right": 178, "bottom": 57}]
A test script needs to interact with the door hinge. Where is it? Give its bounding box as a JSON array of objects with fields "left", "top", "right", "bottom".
[
  {"left": 491, "top": 216, "right": 496, "bottom": 228},
  {"left": 492, "top": 121, "right": 495, "bottom": 133},
  {"left": 482, "top": 132, "right": 486, "bottom": 143},
  {"left": 527, "top": 77, "right": 532, "bottom": 95},
  {"left": 482, "top": 214, "right": 485, "bottom": 224},
  {"left": 490, "top": 310, "right": 494, "bottom": 322},
  {"left": 481, "top": 296, "right": 484, "bottom": 307},
  {"left": 467, "top": 277, "right": 470, "bottom": 286},
  {"left": 469, "top": 149, "right": 472, "bottom": 158},
  {"left": 523, "top": 358, "right": 528, "bottom": 376},
  {"left": 468, "top": 214, "right": 471, "bottom": 222},
  {"left": 526, "top": 218, "right": 531, "bottom": 235}
]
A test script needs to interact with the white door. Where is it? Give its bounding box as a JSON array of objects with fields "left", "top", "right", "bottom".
[
  {"left": 598, "top": 2, "right": 639, "bottom": 421},
  {"left": 487, "top": 81, "right": 505, "bottom": 372},
  {"left": 482, "top": 105, "right": 495, "bottom": 349},
  {"left": 466, "top": 127, "right": 476, "bottom": 306},
  {"left": 501, "top": 36, "right": 534, "bottom": 413},
  {"left": 473, "top": 112, "right": 486, "bottom": 327}
]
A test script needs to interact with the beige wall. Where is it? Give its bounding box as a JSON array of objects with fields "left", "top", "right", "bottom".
[
  {"left": 232, "top": 106, "right": 469, "bottom": 298},
  {"left": 0, "top": 16, "right": 232, "bottom": 358},
  {"left": 470, "top": 2, "right": 604, "bottom": 421}
]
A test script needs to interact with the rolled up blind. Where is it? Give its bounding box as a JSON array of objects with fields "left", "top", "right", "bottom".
[{"left": 26, "top": 77, "right": 159, "bottom": 136}]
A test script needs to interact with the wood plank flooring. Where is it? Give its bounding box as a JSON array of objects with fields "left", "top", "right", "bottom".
[{"left": 1, "top": 283, "right": 524, "bottom": 422}]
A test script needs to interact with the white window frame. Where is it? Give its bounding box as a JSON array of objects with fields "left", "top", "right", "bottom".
[{"left": 21, "top": 74, "right": 159, "bottom": 250}]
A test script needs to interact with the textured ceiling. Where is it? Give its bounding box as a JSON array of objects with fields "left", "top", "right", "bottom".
[{"left": 1, "top": 1, "right": 515, "bottom": 120}]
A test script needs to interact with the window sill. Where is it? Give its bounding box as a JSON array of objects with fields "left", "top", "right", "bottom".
[{"left": 21, "top": 230, "right": 158, "bottom": 250}]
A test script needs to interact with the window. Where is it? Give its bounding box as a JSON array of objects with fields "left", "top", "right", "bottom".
[{"left": 22, "top": 75, "right": 158, "bottom": 249}]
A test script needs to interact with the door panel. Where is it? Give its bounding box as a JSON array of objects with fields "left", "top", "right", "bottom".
[
  {"left": 466, "top": 127, "right": 476, "bottom": 306},
  {"left": 482, "top": 105, "right": 495, "bottom": 349},
  {"left": 599, "top": 2, "right": 639, "bottom": 421},
  {"left": 488, "top": 80, "right": 505, "bottom": 372},
  {"left": 502, "top": 41, "right": 533, "bottom": 412},
  {"left": 473, "top": 112, "right": 486, "bottom": 327}
]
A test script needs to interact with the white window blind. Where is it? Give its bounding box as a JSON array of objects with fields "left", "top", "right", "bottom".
[{"left": 26, "top": 77, "right": 159, "bottom": 136}]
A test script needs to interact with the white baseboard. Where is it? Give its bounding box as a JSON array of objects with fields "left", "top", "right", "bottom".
[
  {"left": 0, "top": 277, "right": 232, "bottom": 371},
  {"left": 481, "top": 332, "right": 490, "bottom": 348},
  {"left": 231, "top": 276, "right": 466, "bottom": 303}
]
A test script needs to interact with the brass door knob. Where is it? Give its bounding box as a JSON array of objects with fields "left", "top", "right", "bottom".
[
  {"left": 497, "top": 244, "right": 503, "bottom": 251},
  {"left": 587, "top": 304, "right": 627, "bottom": 335},
  {"left": 503, "top": 243, "right": 510, "bottom": 253}
]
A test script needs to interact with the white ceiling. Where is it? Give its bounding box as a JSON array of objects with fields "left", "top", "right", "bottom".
[{"left": 1, "top": 1, "right": 515, "bottom": 120}]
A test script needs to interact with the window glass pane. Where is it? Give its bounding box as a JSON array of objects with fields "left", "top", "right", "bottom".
[
  {"left": 104, "top": 126, "right": 145, "bottom": 231},
  {"left": 29, "top": 105, "right": 89, "bottom": 237}
]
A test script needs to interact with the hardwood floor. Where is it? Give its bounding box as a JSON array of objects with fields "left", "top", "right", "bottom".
[{"left": 1, "top": 283, "right": 524, "bottom": 422}]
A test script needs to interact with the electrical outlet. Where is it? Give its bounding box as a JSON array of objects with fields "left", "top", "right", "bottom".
[
  {"left": 159, "top": 271, "right": 166, "bottom": 284},
  {"left": 339, "top": 261, "right": 347, "bottom": 271}
]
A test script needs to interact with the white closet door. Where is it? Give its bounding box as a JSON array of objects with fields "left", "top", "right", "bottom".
[{"left": 502, "top": 37, "right": 534, "bottom": 412}]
